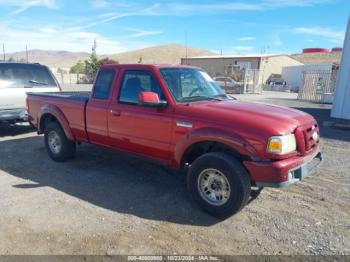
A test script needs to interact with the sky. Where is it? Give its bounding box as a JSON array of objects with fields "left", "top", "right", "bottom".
[{"left": 0, "top": 0, "right": 349, "bottom": 55}]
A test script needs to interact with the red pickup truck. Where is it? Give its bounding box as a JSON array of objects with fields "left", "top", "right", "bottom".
[{"left": 27, "top": 64, "right": 323, "bottom": 218}]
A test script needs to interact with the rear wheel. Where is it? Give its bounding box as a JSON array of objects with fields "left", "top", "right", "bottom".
[
  {"left": 187, "top": 152, "right": 251, "bottom": 218},
  {"left": 44, "top": 122, "right": 76, "bottom": 162}
]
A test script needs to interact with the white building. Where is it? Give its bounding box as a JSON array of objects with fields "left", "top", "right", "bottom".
[
  {"left": 332, "top": 17, "right": 350, "bottom": 121},
  {"left": 282, "top": 63, "right": 333, "bottom": 90},
  {"left": 182, "top": 54, "right": 303, "bottom": 84}
]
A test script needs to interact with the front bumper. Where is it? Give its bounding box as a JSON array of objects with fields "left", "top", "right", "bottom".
[
  {"left": 0, "top": 108, "right": 28, "bottom": 121},
  {"left": 244, "top": 150, "right": 323, "bottom": 188}
]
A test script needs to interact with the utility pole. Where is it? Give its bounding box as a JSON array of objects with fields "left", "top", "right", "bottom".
[
  {"left": 92, "top": 39, "right": 97, "bottom": 56},
  {"left": 26, "top": 45, "right": 29, "bottom": 63},
  {"left": 185, "top": 31, "right": 188, "bottom": 59},
  {"left": 2, "top": 43, "right": 5, "bottom": 61}
]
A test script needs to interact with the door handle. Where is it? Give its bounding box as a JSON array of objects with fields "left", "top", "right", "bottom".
[{"left": 110, "top": 109, "right": 121, "bottom": 116}]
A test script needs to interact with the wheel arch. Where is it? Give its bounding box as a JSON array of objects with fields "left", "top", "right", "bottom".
[
  {"left": 175, "top": 127, "right": 257, "bottom": 169},
  {"left": 38, "top": 104, "right": 75, "bottom": 141},
  {"left": 180, "top": 141, "right": 241, "bottom": 168}
]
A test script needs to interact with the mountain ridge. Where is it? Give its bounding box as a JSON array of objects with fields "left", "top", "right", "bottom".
[
  {"left": 5, "top": 44, "right": 341, "bottom": 69},
  {"left": 5, "top": 44, "right": 216, "bottom": 69}
]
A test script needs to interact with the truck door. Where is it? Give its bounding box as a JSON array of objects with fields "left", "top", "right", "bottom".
[
  {"left": 107, "top": 69, "right": 173, "bottom": 162},
  {"left": 86, "top": 69, "right": 117, "bottom": 145}
]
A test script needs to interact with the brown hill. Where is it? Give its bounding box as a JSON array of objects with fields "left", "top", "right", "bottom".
[
  {"left": 106, "top": 44, "right": 216, "bottom": 64},
  {"left": 6, "top": 44, "right": 215, "bottom": 69},
  {"left": 291, "top": 52, "right": 342, "bottom": 65},
  {"left": 6, "top": 50, "right": 90, "bottom": 68}
]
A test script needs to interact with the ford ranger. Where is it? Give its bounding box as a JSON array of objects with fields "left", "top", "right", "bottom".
[{"left": 27, "top": 64, "right": 323, "bottom": 218}]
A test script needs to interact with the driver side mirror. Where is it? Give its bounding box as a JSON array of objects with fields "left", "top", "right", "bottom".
[{"left": 138, "top": 91, "right": 167, "bottom": 107}]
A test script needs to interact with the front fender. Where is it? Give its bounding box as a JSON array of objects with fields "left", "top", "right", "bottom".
[
  {"left": 173, "top": 127, "right": 258, "bottom": 168},
  {"left": 38, "top": 104, "right": 75, "bottom": 141}
]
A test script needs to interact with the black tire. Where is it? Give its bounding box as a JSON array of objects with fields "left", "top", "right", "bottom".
[
  {"left": 187, "top": 152, "right": 251, "bottom": 219},
  {"left": 44, "top": 121, "right": 76, "bottom": 162}
]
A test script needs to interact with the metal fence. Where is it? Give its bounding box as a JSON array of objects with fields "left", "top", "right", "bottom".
[
  {"left": 243, "top": 69, "right": 263, "bottom": 94},
  {"left": 53, "top": 73, "right": 88, "bottom": 85},
  {"left": 298, "top": 70, "right": 338, "bottom": 103}
]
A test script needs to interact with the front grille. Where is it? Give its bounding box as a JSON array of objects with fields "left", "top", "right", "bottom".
[{"left": 295, "top": 122, "right": 320, "bottom": 155}]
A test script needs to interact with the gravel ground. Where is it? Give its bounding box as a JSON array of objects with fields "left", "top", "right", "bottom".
[{"left": 0, "top": 91, "right": 349, "bottom": 255}]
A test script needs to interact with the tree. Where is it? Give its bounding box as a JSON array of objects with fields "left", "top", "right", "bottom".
[
  {"left": 138, "top": 57, "right": 143, "bottom": 64},
  {"left": 8, "top": 57, "right": 15, "bottom": 62},
  {"left": 70, "top": 61, "right": 84, "bottom": 74},
  {"left": 84, "top": 54, "right": 99, "bottom": 83},
  {"left": 99, "top": 57, "right": 118, "bottom": 66},
  {"left": 84, "top": 55, "right": 119, "bottom": 83}
]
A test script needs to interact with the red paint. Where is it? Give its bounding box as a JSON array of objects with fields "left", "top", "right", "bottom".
[
  {"left": 244, "top": 151, "right": 316, "bottom": 183},
  {"left": 27, "top": 64, "right": 321, "bottom": 185},
  {"left": 139, "top": 91, "right": 160, "bottom": 103},
  {"left": 303, "top": 48, "right": 330, "bottom": 53}
]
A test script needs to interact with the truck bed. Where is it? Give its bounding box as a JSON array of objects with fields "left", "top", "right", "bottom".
[
  {"left": 27, "top": 91, "right": 90, "bottom": 142},
  {"left": 27, "top": 91, "right": 90, "bottom": 102}
]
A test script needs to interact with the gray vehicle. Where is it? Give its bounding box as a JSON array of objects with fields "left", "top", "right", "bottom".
[
  {"left": 213, "top": 76, "right": 244, "bottom": 94},
  {"left": 0, "top": 63, "right": 60, "bottom": 122},
  {"left": 267, "top": 77, "right": 287, "bottom": 86}
]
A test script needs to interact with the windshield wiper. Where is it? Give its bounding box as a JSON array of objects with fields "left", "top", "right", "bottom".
[
  {"left": 181, "top": 95, "right": 223, "bottom": 102},
  {"left": 213, "top": 94, "right": 229, "bottom": 99},
  {"left": 214, "top": 94, "right": 237, "bottom": 100},
  {"left": 29, "top": 80, "right": 48, "bottom": 86}
]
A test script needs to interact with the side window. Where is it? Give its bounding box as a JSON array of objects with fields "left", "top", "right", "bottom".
[
  {"left": 92, "top": 70, "right": 115, "bottom": 99},
  {"left": 119, "top": 70, "right": 164, "bottom": 104}
]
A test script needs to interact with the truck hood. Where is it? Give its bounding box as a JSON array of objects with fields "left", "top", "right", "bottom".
[{"left": 183, "top": 99, "right": 315, "bottom": 135}]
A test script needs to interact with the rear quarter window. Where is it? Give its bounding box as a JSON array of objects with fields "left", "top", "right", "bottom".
[{"left": 92, "top": 69, "right": 116, "bottom": 100}]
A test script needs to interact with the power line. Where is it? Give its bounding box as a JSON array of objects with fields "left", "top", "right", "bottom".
[
  {"left": 185, "top": 31, "right": 188, "bottom": 59},
  {"left": 2, "top": 43, "right": 5, "bottom": 61},
  {"left": 26, "top": 45, "right": 29, "bottom": 63}
]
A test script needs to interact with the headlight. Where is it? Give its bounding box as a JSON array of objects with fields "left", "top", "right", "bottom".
[{"left": 267, "top": 134, "right": 296, "bottom": 154}]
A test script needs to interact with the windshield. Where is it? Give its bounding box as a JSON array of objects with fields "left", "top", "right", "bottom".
[
  {"left": 159, "top": 68, "right": 227, "bottom": 102},
  {"left": 0, "top": 64, "right": 57, "bottom": 88}
]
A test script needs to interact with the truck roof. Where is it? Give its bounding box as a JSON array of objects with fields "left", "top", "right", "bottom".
[{"left": 0, "top": 62, "right": 43, "bottom": 66}]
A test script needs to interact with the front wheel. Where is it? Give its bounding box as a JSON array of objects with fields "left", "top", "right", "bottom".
[
  {"left": 187, "top": 152, "right": 251, "bottom": 218},
  {"left": 44, "top": 122, "right": 76, "bottom": 162}
]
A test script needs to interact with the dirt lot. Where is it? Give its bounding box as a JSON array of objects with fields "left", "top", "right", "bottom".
[{"left": 0, "top": 91, "right": 349, "bottom": 255}]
